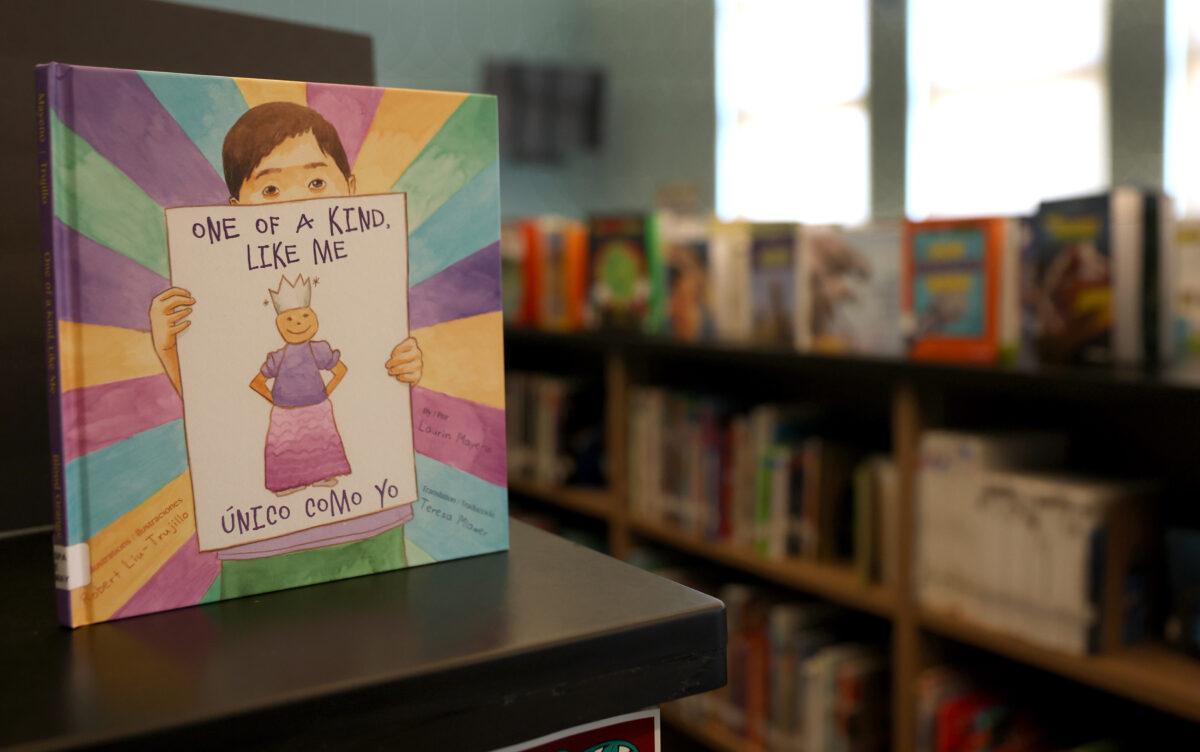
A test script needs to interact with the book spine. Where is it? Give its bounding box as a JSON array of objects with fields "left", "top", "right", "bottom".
[{"left": 38, "top": 63, "right": 76, "bottom": 627}]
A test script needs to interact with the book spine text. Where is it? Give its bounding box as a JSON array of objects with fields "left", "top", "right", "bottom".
[{"left": 38, "top": 63, "right": 78, "bottom": 626}]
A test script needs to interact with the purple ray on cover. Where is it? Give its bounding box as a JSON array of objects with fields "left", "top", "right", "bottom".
[
  {"left": 409, "top": 242, "right": 501, "bottom": 330},
  {"left": 55, "top": 219, "right": 169, "bottom": 332},
  {"left": 216, "top": 504, "right": 414, "bottom": 560},
  {"left": 111, "top": 535, "right": 220, "bottom": 620},
  {"left": 55, "top": 66, "right": 229, "bottom": 207},
  {"left": 61, "top": 374, "right": 181, "bottom": 463},
  {"left": 307, "top": 82, "right": 384, "bottom": 169},
  {"left": 411, "top": 387, "right": 506, "bottom": 486}
]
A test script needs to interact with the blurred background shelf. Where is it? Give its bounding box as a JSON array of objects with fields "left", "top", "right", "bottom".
[
  {"left": 661, "top": 707, "right": 750, "bottom": 752},
  {"left": 508, "top": 479, "right": 614, "bottom": 521},
  {"left": 920, "top": 608, "right": 1200, "bottom": 724},
  {"left": 629, "top": 516, "right": 897, "bottom": 619}
]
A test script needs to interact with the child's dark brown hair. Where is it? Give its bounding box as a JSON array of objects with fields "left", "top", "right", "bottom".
[{"left": 221, "top": 102, "right": 351, "bottom": 198}]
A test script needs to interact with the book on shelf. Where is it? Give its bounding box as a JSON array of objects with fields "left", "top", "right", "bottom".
[
  {"left": 518, "top": 215, "right": 589, "bottom": 331},
  {"left": 588, "top": 213, "right": 661, "bottom": 331},
  {"left": 917, "top": 430, "right": 1157, "bottom": 655},
  {"left": 903, "top": 216, "right": 1021, "bottom": 364},
  {"left": 506, "top": 371, "right": 605, "bottom": 488},
  {"left": 1173, "top": 219, "right": 1200, "bottom": 357},
  {"left": 796, "top": 222, "right": 905, "bottom": 356},
  {"left": 917, "top": 665, "right": 1121, "bottom": 752},
  {"left": 627, "top": 387, "right": 891, "bottom": 580},
  {"left": 40, "top": 63, "right": 508, "bottom": 627},
  {"left": 1029, "top": 188, "right": 1175, "bottom": 366},
  {"left": 657, "top": 211, "right": 718, "bottom": 341},
  {"left": 749, "top": 223, "right": 803, "bottom": 347},
  {"left": 853, "top": 455, "right": 899, "bottom": 587},
  {"left": 675, "top": 584, "right": 888, "bottom": 752}
]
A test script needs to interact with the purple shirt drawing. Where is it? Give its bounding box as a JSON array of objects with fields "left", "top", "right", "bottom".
[{"left": 261, "top": 340, "right": 339, "bottom": 407}]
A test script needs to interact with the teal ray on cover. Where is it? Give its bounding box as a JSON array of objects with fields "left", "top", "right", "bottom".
[
  {"left": 64, "top": 420, "right": 189, "bottom": 545},
  {"left": 405, "top": 453, "right": 508, "bottom": 560},
  {"left": 392, "top": 94, "right": 499, "bottom": 231},
  {"left": 139, "top": 71, "right": 249, "bottom": 181},
  {"left": 409, "top": 159, "right": 501, "bottom": 285},
  {"left": 51, "top": 112, "right": 169, "bottom": 277},
  {"left": 55, "top": 66, "right": 229, "bottom": 207}
]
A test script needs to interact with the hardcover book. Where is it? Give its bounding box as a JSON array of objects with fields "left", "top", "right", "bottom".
[
  {"left": 39, "top": 62, "right": 509, "bottom": 627},
  {"left": 1029, "top": 189, "right": 1174, "bottom": 366},
  {"left": 749, "top": 223, "right": 800, "bottom": 346},
  {"left": 796, "top": 223, "right": 903, "bottom": 356},
  {"left": 588, "top": 213, "right": 656, "bottom": 330},
  {"left": 902, "top": 217, "right": 1018, "bottom": 363}
]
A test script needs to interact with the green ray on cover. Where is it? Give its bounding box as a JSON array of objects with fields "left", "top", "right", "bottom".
[
  {"left": 391, "top": 95, "right": 498, "bottom": 231},
  {"left": 51, "top": 112, "right": 169, "bottom": 277},
  {"left": 409, "top": 160, "right": 501, "bottom": 285},
  {"left": 139, "top": 71, "right": 249, "bottom": 179},
  {"left": 218, "top": 524, "right": 408, "bottom": 599},
  {"left": 64, "top": 420, "right": 188, "bottom": 545},
  {"left": 405, "top": 453, "right": 508, "bottom": 560}
]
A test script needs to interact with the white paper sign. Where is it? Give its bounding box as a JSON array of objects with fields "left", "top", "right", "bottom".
[{"left": 166, "top": 193, "right": 417, "bottom": 551}]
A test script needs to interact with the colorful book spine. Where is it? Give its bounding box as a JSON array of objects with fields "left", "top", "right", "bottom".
[{"left": 37, "top": 64, "right": 73, "bottom": 625}]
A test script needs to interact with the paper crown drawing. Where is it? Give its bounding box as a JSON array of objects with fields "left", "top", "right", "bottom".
[{"left": 270, "top": 274, "right": 313, "bottom": 313}]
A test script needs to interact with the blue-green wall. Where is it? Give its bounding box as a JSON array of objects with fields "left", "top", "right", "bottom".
[{"left": 171, "top": 0, "right": 717, "bottom": 218}]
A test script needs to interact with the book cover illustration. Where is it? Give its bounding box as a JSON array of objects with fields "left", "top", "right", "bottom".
[
  {"left": 589, "top": 214, "right": 652, "bottom": 329},
  {"left": 41, "top": 63, "right": 508, "bottom": 627},
  {"left": 903, "top": 218, "right": 1004, "bottom": 363},
  {"left": 749, "top": 224, "right": 798, "bottom": 346},
  {"left": 660, "top": 213, "right": 715, "bottom": 342},
  {"left": 799, "top": 224, "right": 902, "bottom": 355},
  {"left": 1030, "top": 197, "right": 1113, "bottom": 365}
]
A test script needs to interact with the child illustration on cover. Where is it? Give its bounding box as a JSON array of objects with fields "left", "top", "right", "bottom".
[
  {"left": 250, "top": 273, "right": 351, "bottom": 496},
  {"left": 147, "top": 102, "right": 422, "bottom": 593}
]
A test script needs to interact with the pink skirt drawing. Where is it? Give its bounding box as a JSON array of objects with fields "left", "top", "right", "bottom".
[{"left": 264, "top": 399, "right": 351, "bottom": 492}]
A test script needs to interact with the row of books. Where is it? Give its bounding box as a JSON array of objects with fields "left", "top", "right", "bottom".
[
  {"left": 658, "top": 576, "right": 889, "bottom": 752},
  {"left": 505, "top": 371, "right": 605, "bottom": 488},
  {"left": 626, "top": 387, "right": 899, "bottom": 584},
  {"left": 918, "top": 666, "right": 1119, "bottom": 752},
  {"left": 504, "top": 187, "right": 1188, "bottom": 366},
  {"left": 916, "top": 430, "right": 1154, "bottom": 656}
]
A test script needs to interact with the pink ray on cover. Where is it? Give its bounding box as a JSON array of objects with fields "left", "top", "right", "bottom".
[
  {"left": 54, "top": 65, "right": 229, "bottom": 207},
  {"left": 110, "top": 535, "right": 220, "bottom": 620},
  {"left": 306, "top": 82, "right": 385, "bottom": 169},
  {"left": 61, "top": 374, "right": 182, "bottom": 463},
  {"left": 54, "top": 219, "right": 169, "bottom": 332},
  {"left": 411, "top": 387, "right": 507, "bottom": 486}
]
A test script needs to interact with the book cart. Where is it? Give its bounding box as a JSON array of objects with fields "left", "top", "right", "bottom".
[{"left": 505, "top": 326, "right": 1200, "bottom": 752}]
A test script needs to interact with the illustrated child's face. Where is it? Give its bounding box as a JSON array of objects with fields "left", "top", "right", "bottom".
[
  {"left": 276, "top": 306, "right": 319, "bottom": 344},
  {"left": 234, "top": 131, "right": 356, "bottom": 205}
]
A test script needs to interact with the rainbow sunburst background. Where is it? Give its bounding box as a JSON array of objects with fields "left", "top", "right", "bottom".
[{"left": 47, "top": 64, "right": 506, "bottom": 626}]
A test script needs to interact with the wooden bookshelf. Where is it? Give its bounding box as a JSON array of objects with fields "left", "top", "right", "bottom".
[
  {"left": 629, "top": 516, "right": 897, "bottom": 618},
  {"left": 920, "top": 608, "right": 1200, "bottom": 724},
  {"left": 661, "top": 706, "right": 754, "bottom": 752},
  {"left": 504, "top": 326, "right": 1200, "bottom": 752},
  {"left": 508, "top": 478, "right": 614, "bottom": 521}
]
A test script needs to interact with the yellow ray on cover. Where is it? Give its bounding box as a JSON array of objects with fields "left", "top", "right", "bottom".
[
  {"left": 60, "top": 322, "right": 161, "bottom": 392},
  {"left": 352, "top": 89, "right": 468, "bottom": 194},
  {"left": 68, "top": 472, "right": 194, "bottom": 626},
  {"left": 411, "top": 311, "right": 504, "bottom": 409},
  {"left": 234, "top": 77, "right": 307, "bottom": 108}
]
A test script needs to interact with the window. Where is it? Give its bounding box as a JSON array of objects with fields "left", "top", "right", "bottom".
[
  {"left": 1167, "top": 0, "right": 1200, "bottom": 216},
  {"left": 715, "top": 0, "right": 869, "bottom": 224},
  {"left": 907, "top": 0, "right": 1109, "bottom": 219}
]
